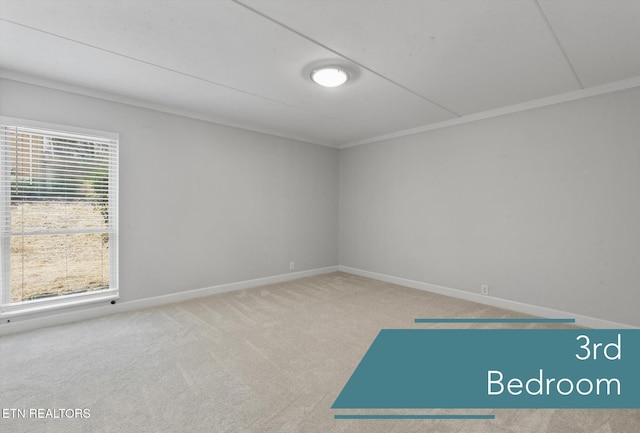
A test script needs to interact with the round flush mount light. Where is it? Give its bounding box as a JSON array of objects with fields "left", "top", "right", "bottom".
[{"left": 310, "top": 67, "right": 350, "bottom": 87}]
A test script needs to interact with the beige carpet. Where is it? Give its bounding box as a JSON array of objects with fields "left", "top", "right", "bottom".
[{"left": 1, "top": 272, "right": 638, "bottom": 432}]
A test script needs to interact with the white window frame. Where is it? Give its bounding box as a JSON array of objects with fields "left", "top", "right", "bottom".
[{"left": 0, "top": 117, "right": 119, "bottom": 318}]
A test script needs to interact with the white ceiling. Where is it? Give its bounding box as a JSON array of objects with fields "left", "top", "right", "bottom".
[{"left": 1, "top": 0, "right": 639, "bottom": 148}]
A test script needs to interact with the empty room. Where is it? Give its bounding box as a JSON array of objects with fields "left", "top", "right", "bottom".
[{"left": 1, "top": 1, "right": 639, "bottom": 432}]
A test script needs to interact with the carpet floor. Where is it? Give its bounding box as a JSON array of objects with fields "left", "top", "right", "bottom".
[{"left": 1, "top": 272, "right": 638, "bottom": 432}]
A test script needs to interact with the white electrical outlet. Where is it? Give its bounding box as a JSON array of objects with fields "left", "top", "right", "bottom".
[
  {"left": 289, "top": 262, "right": 295, "bottom": 270},
  {"left": 481, "top": 284, "right": 489, "bottom": 296}
]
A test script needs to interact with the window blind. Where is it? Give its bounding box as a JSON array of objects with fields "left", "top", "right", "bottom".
[{"left": 0, "top": 121, "right": 118, "bottom": 312}]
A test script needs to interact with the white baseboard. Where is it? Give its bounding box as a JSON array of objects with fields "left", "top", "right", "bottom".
[
  {"left": 4, "top": 264, "right": 633, "bottom": 335},
  {"left": 338, "top": 266, "right": 636, "bottom": 329},
  {"left": 0, "top": 266, "right": 339, "bottom": 335}
]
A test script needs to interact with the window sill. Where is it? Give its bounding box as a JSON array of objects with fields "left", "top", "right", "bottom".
[{"left": 0, "top": 289, "right": 119, "bottom": 319}]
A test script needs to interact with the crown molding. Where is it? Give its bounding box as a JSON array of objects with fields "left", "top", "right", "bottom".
[
  {"left": 341, "top": 76, "right": 640, "bottom": 149},
  {"left": 0, "top": 69, "right": 338, "bottom": 149},
  {"left": 3, "top": 69, "right": 638, "bottom": 151}
]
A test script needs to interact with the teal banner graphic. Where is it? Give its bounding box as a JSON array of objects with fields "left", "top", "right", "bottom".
[{"left": 332, "top": 329, "right": 640, "bottom": 409}]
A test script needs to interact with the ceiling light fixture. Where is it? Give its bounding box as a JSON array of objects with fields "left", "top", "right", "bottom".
[{"left": 310, "top": 67, "right": 350, "bottom": 87}]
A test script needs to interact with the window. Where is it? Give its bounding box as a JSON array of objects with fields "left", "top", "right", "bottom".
[{"left": 1, "top": 118, "right": 118, "bottom": 316}]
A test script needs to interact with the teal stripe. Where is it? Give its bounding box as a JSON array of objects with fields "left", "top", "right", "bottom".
[
  {"left": 334, "top": 414, "right": 495, "bottom": 420},
  {"left": 414, "top": 318, "right": 575, "bottom": 323}
]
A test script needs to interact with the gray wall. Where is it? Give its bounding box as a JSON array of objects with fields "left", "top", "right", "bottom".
[
  {"left": 340, "top": 88, "right": 640, "bottom": 327},
  {"left": 0, "top": 78, "right": 339, "bottom": 303},
  {"left": 3, "top": 78, "right": 639, "bottom": 328}
]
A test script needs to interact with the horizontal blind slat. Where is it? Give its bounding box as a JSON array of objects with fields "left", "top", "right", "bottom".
[
  {"left": 1, "top": 126, "right": 117, "bottom": 145},
  {"left": 2, "top": 123, "right": 117, "bottom": 236}
]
